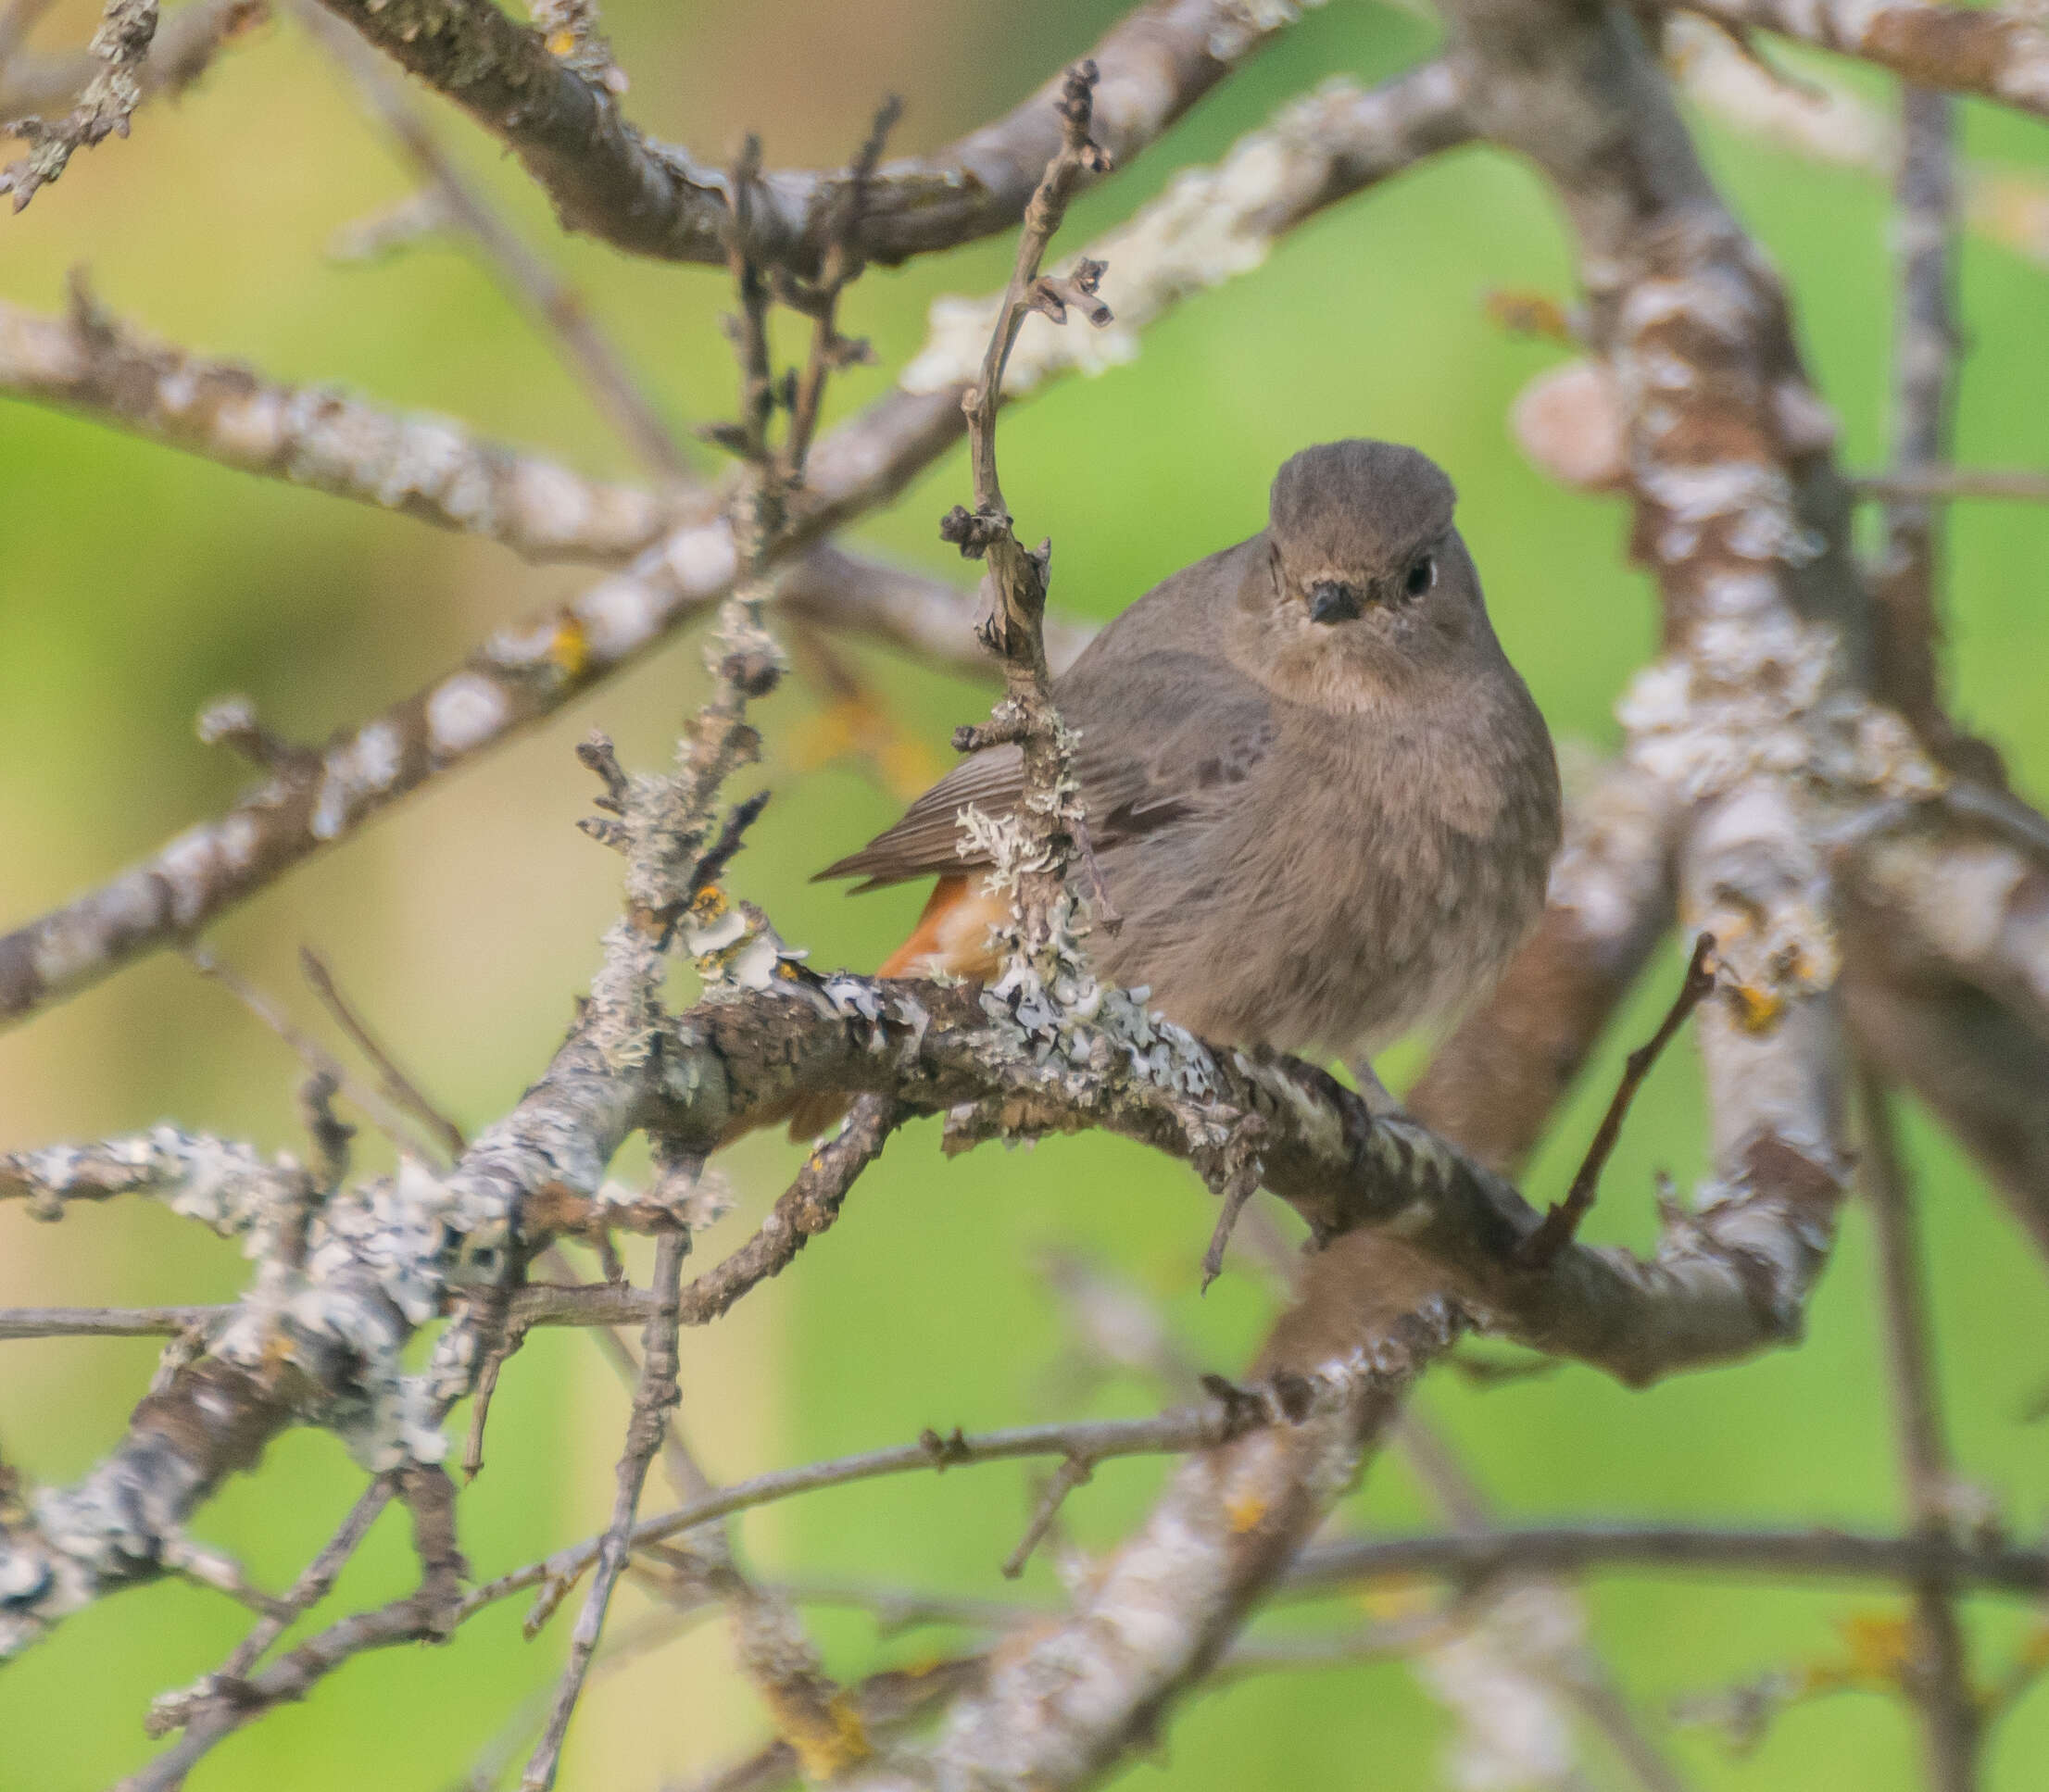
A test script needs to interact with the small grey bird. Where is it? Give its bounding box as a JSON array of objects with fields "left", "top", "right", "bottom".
[{"left": 820, "top": 439, "right": 1562, "bottom": 1065}]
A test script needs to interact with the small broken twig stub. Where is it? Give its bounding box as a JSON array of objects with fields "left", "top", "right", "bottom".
[{"left": 1520, "top": 932, "right": 1719, "bottom": 1265}]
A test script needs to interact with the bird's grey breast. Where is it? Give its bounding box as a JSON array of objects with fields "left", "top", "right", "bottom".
[{"left": 1092, "top": 677, "right": 1556, "bottom": 1059}]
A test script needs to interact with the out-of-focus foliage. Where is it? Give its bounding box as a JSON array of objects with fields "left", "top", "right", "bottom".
[{"left": 2, "top": 2, "right": 2047, "bottom": 1786}]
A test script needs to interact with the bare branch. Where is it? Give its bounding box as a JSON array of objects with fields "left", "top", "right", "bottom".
[
  {"left": 1841, "top": 917, "right": 2049, "bottom": 1263},
  {"left": 183, "top": 944, "right": 446, "bottom": 1165},
  {"left": 0, "top": 1304, "right": 219, "bottom": 1338},
  {"left": 1682, "top": 0, "right": 2049, "bottom": 129},
  {"left": 127, "top": 1466, "right": 462, "bottom": 1790},
  {"left": 0, "top": 1282, "right": 650, "bottom": 1343},
  {"left": 522, "top": 1233, "right": 686, "bottom": 1791},
  {"left": 0, "top": 0, "right": 156, "bottom": 209},
  {"left": 464, "top": 1397, "right": 1285, "bottom": 1628},
  {"left": 1289, "top": 1525, "right": 2049, "bottom": 1599},
  {"left": 1860, "top": 1070, "right": 1981, "bottom": 1789},
  {"left": 305, "top": 0, "right": 1305, "bottom": 271},
  {"left": 298, "top": 946, "right": 467, "bottom": 1159},
  {"left": 870, "top": 1299, "right": 1458, "bottom": 1791},
  {"left": 0, "top": 0, "right": 259, "bottom": 119},
  {"left": 146, "top": 1476, "right": 393, "bottom": 1737},
  {"left": 998, "top": 1453, "right": 1092, "bottom": 1582},
  {"left": 0, "top": 289, "right": 678, "bottom": 563},
  {"left": 1520, "top": 931, "right": 1718, "bottom": 1265},
  {"left": 1867, "top": 81, "right": 2002, "bottom": 787},
  {"left": 1395, "top": 1418, "right": 1694, "bottom": 1792},
  {"left": 676, "top": 1094, "right": 899, "bottom": 1325}
]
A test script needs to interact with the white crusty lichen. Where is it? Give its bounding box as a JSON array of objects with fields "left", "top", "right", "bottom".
[
  {"left": 901, "top": 75, "right": 1362, "bottom": 400},
  {"left": 944, "top": 787, "right": 1225, "bottom": 1115},
  {"left": 0, "top": 1126, "right": 298, "bottom": 1243}
]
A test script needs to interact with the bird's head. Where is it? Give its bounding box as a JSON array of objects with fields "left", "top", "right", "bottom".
[{"left": 1246, "top": 439, "right": 1497, "bottom": 704}]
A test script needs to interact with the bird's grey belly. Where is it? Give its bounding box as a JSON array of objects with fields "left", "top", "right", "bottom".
[{"left": 1089, "top": 806, "right": 1546, "bottom": 1060}]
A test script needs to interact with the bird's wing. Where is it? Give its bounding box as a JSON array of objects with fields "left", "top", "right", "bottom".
[{"left": 815, "top": 650, "right": 1276, "bottom": 892}]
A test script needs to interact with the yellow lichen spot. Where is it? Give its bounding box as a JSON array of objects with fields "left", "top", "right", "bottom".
[
  {"left": 1731, "top": 983, "right": 1784, "bottom": 1033},
  {"left": 1483, "top": 288, "right": 1573, "bottom": 345},
  {"left": 546, "top": 28, "right": 577, "bottom": 56},
  {"left": 690, "top": 886, "right": 729, "bottom": 925},
  {"left": 1829, "top": 1610, "right": 1914, "bottom": 1690},
  {"left": 1225, "top": 1488, "right": 1268, "bottom": 1534},
  {"left": 1356, "top": 1577, "right": 1434, "bottom": 1622},
  {"left": 548, "top": 612, "right": 590, "bottom": 679},
  {"left": 786, "top": 1693, "right": 871, "bottom": 1778},
  {"left": 776, "top": 959, "right": 801, "bottom": 980}
]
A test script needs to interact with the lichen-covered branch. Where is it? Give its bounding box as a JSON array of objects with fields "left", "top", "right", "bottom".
[
  {"left": 0, "top": 0, "right": 259, "bottom": 123},
  {"left": 1681, "top": 0, "right": 2049, "bottom": 129},
  {"left": 0, "top": 287, "right": 679, "bottom": 564},
  {"left": 940, "top": 57, "right": 1114, "bottom": 996},
  {"left": 0, "top": 0, "right": 156, "bottom": 209},
  {"left": 309, "top": 0, "right": 1304, "bottom": 272}
]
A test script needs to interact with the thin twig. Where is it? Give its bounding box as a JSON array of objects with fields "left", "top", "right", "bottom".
[
  {"left": 941, "top": 58, "right": 1117, "bottom": 976},
  {"left": 0, "top": 1282, "right": 653, "bottom": 1345},
  {"left": 1861, "top": 1068, "right": 1981, "bottom": 1789},
  {"left": 1519, "top": 933, "right": 1718, "bottom": 1265},
  {"left": 1867, "top": 78, "right": 1999, "bottom": 783},
  {"left": 131, "top": 1469, "right": 461, "bottom": 1789},
  {"left": 298, "top": 946, "right": 467, "bottom": 1159},
  {"left": 1396, "top": 1416, "right": 1695, "bottom": 1792},
  {"left": 146, "top": 1476, "right": 393, "bottom": 1739},
  {"left": 486, "top": 1397, "right": 1275, "bottom": 1631},
  {"left": 182, "top": 946, "right": 447, "bottom": 1166},
  {"left": 999, "top": 1454, "right": 1092, "bottom": 1579},
  {"left": 778, "top": 94, "right": 900, "bottom": 479},
  {"left": 675, "top": 1094, "right": 899, "bottom": 1324},
  {"left": 304, "top": 1, "right": 691, "bottom": 482},
  {"left": 1288, "top": 1525, "right": 2048, "bottom": 1598},
  {"left": 521, "top": 1231, "right": 686, "bottom": 1791}
]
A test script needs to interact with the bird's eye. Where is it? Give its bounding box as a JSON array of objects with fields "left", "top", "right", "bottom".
[{"left": 1404, "top": 556, "right": 1436, "bottom": 598}]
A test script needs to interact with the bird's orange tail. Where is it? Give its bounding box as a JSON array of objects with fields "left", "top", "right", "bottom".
[
  {"left": 777, "top": 876, "right": 1009, "bottom": 1141},
  {"left": 875, "top": 873, "right": 1009, "bottom": 982}
]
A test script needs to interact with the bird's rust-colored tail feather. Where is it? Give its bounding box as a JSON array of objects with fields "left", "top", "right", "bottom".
[{"left": 773, "top": 876, "right": 1010, "bottom": 1141}]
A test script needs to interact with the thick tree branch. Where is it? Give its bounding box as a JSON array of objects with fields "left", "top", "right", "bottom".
[
  {"left": 1681, "top": 0, "right": 2049, "bottom": 130},
  {"left": 308, "top": 0, "right": 1304, "bottom": 271},
  {"left": 0, "top": 289, "right": 680, "bottom": 564}
]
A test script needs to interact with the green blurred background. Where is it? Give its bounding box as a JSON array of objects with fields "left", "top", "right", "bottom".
[{"left": 4, "top": 1, "right": 2048, "bottom": 1786}]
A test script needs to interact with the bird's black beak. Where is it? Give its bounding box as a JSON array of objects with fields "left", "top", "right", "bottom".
[{"left": 1308, "top": 580, "right": 1364, "bottom": 624}]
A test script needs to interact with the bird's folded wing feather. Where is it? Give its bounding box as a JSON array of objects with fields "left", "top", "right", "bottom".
[{"left": 815, "top": 650, "right": 1276, "bottom": 891}]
